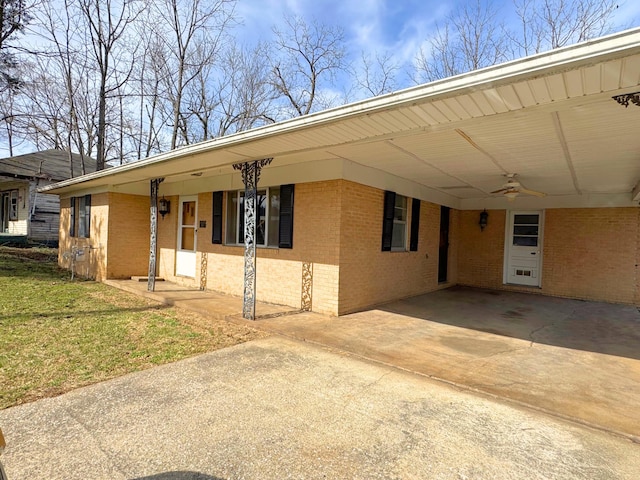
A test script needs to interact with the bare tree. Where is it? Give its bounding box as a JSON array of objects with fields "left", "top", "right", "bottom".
[
  {"left": 414, "top": 0, "right": 621, "bottom": 84},
  {"left": 510, "top": 0, "right": 619, "bottom": 56},
  {"left": 0, "top": 0, "right": 30, "bottom": 91},
  {"left": 414, "top": 0, "right": 506, "bottom": 83},
  {"left": 215, "top": 42, "right": 275, "bottom": 136},
  {"left": 269, "top": 14, "right": 346, "bottom": 117},
  {"left": 0, "top": 81, "right": 20, "bottom": 154},
  {"left": 79, "top": 0, "right": 143, "bottom": 169},
  {"left": 355, "top": 50, "right": 399, "bottom": 97},
  {"left": 129, "top": 31, "right": 169, "bottom": 160},
  {"left": 151, "top": 0, "right": 236, "bottom": 149}
]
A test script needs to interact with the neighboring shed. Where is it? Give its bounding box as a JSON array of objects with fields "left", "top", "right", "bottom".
[{"left": 0, "top": 150, "right": 97, "bottom": 246}]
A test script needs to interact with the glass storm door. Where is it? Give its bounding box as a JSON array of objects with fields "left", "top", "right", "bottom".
[
  {"left": 176, "top": 196, "right": 197, "bottom": 277},
  {"left": 504, "top": 211, "right": 543, "bottom": 287}
]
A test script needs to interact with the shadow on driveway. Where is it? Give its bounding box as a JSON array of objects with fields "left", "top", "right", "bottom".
[
  {"left": 379, "top": 286, "right": 640, "bottom": 360},
  {"left": 132, "top": 473, "right": 224, "bottom": 480},
  {"left": 258, "top": 286, "right": 640, "bottom": 438}
]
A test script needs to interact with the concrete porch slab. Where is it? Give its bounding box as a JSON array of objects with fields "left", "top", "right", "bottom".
[{"left": 105, "top": 279, "right": 298, "bottom": 321}]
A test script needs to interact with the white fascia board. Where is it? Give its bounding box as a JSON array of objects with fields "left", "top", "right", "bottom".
[{"left": 40, "top": 28, "right": 640, "bottom": 196}]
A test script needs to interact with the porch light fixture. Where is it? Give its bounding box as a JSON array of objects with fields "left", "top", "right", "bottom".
[
  {"left": 479, "top": 209, "right": 488, "bottom": 231},
  {"left": 158, "top": 196, "right": 170, "bottom": 218},
  {"left": 612, "top": 91, "right": 640, "bottom": 108}
]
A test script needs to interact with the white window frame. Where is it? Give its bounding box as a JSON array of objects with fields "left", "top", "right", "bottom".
[
  {"left": 77, "top": 195, "right": 91, "bottom": 238},
  {"left": 9, "top": 190, "right": 18, "bottom": 221},
  {"left": 391, "top": 194, "right": 408, "bottom": 251}
]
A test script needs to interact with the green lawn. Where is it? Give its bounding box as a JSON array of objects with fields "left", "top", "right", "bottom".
[{"left": 0, "top": 246, "right": 266, "bottom": 409}]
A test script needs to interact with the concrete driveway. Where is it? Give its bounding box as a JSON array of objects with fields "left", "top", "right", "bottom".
[
  {"left": 256, "top": 286, "right": 640, "bottom": 439},
  {"left": 1, "top": 336, "right": 639, "bottom": 480},
  {"left": 106, "top": 280, "right": 640, "bottom": 440}
]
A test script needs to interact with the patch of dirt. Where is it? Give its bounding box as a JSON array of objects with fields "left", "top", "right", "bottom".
[{"left": 0, "top": 246, "right": 58, "bottom": 262}]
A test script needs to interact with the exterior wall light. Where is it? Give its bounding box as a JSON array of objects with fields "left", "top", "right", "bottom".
[
  {"left": 479, "top": 209, "right": 488, "bottom": 231},
  {"left": 158, "top": 197, "right": 170, "bottom": 218}
]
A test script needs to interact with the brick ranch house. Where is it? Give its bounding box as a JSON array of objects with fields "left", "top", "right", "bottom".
[{"left": 41, "top": 29, "right": 640, "bottom": 317}]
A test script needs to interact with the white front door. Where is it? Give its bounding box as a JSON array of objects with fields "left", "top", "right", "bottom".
[
  {"left": 504, "top": 211, "right": 543, "bottom": 287},
  {"left": 176, "top": 196, "right": 197, "bottom": 278}
]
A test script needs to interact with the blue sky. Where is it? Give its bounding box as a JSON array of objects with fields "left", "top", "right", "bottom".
[
  {"left": 2, "top": 0, "right": 639, "bottom": 158},
  {"left": 234, "top": 0, "right": 640, "bottom": 93},
  {"left": 236, "top": 0, "right": 454, "bottom": 65}
]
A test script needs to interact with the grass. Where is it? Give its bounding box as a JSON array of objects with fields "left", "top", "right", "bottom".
[{"left": 0, "top": 246, "right": 267, "bottom": 409}]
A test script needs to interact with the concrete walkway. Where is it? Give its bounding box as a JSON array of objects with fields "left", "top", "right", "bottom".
[
  {"left": 109, "top": 281, "right": 640, "bottom": 440},
  {"left": 1, "top": 337, "right": 639, "bottom": 479}
]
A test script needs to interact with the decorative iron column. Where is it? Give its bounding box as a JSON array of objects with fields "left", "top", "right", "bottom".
[
  {"left": 148, "top": 178, "right": 164, "bottom": 292},
  {"left": 232, "top": 158, "right": 273, "bottom": 319}
]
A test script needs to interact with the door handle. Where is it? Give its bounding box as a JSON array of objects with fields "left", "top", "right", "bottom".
[{"left": 530, "top": 252, "right": 537, "bottom": 255}]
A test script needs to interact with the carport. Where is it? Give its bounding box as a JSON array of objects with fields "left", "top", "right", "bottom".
[
  {"left": 258, "top": 287, "right": 640, "bottom": 439},
  {"left": 111, "top": 279, "right": 640, "bottom": 440}
]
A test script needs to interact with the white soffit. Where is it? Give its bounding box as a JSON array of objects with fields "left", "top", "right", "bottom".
[{"left": 40, "top": 29, "right": 640, "bottom": 206}]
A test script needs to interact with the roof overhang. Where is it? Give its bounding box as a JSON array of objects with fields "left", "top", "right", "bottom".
[{"left": 40, "top": 28, "right": 640, "bottom": 209}]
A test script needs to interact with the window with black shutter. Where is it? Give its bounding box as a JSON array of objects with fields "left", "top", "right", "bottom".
[
  {"left": 212, "top": 191, "right": 223, "bottom": 244},
  {"left": 382, "top": 191, "right": 409, "bottom": 252},
  {"left": 381, "top": 191, "right": 395, "bottom": 251},
  {"left": 69, "top": 196, "right": 76, "bottom": 237},
  {"left": 410, "top": 198, "right": 420, "bottom": 251},
  {"left": 225, "top": 185, "right": 294, "bottom": 248},
  {"left": 279, "top": 184, "right": 294, "bottom": 249}
]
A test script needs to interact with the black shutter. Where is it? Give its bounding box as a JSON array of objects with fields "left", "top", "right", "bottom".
[
  {"left": 69, "top": 197, "right": 76, "bottom": 237},
  {"left": 278, "top": 184, "right": 295, "bottom": 249},
  {"left": 410, "top": 198, "right": 420, "bottom": 251},
  {"left": 381, "top": 190, "right": 395, "bottom": 251},
  {"left": 212, "top": 191, "right": 223, "bottom": 244},
  {"left": 84, "top": 195, "right": 91, "bottom": 238}
]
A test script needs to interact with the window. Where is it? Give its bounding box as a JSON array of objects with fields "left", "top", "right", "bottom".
[
  {"left": 222, "top": 185, "right": 294, "bottom": 249},
  {"left": 512, "top": 214, "right": 539, "bottom": 247},
  {"left": 9, "top": 190, "right": 18, "bottom": 221},
  {"left": 391, "top": 194, "right": 407, "bottom": 250},
  {"left": 382, "top": 191, "right": 420, "bottom": 252},
  {"left": 70, "top": 195, "right": 91, "bottom": 238}
]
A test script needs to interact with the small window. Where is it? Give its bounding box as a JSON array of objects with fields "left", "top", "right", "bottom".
[
  {"left": 391, "top": 195, "right": 407, "bottom": 250},
  {"left": 70, "top": 195, "right": 91, "bottom": 238},
  {"left": 512, "top": 213, "right": 539, "bottom": 247},
  {"left": 381, "top": 191, "right": 410, "bottom": 251}
]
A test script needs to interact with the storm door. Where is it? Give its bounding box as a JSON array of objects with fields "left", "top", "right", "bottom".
[
  {"left": 176, "top": 196, "right": 198, "bottom": 277},
  {"left": 504, "top": 211, "right": 543, "bottom": 287}
]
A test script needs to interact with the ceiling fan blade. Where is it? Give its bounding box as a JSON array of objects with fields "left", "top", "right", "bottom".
[
  {"left": 490, "top": 188, "right": 509, "bottom": 194},
  {"left": 519, "top": 188, "right": 546, "bottom": 197}
]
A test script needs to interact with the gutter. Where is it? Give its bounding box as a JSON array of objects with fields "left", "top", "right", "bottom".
[{"left": 39, "top": 27, "right": 640, "bottom": 195}]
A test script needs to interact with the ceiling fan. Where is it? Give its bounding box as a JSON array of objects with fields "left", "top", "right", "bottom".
[{"left": 490, "top": 174, "right": 546, "bottom": 201}]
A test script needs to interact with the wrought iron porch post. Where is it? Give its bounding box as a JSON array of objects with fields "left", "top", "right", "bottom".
[
  {"left": 148, "top": 178, "right": 164, "bottom": 292},
  {"left": 233, "top": 158, "right": 272, "bottom": 319}
]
